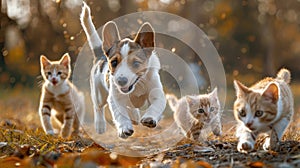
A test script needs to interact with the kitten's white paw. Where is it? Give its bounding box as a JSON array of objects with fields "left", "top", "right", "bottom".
[
  {"left": 61, "top": 127, "right": 72, "bottom": 138},
  {"left": 263, "top": 136, "right": 279, "bottom": 151},
  {"left": 237, "top": 141, "right": 254, "bottom": 153},
  {"left": 72, "top": 130, "right": 80, "bottom": 136},
  {"left": 118, "top": 125, "right": 134, "bottom": 139},
  {"left": 263, "top": 137, "right": 271, "bottom": 151},
  {"left": 46, "top": 130, "right": 55, "bottom": 135}
]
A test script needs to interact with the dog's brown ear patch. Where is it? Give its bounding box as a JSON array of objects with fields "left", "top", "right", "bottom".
[
  {"left": 102, "top": 21, "right": 121, "bottom": 54},
  {"left": 134, "top": 22, "right": 155, "bottom": 49}
]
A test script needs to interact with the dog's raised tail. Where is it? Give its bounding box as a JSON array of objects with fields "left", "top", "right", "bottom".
[
  {"left": 277, "top": 68, "right": 291, "bottom": 84},
  {"left": 80, "top": 2, "right": 103, "bottom": 60},
  {"left": 166, "top": 94, "right": 178, "bottom": 112}
]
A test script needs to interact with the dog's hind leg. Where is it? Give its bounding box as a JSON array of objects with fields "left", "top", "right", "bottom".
[
  {"left": 90, "top": 69, "right": 108, "bottom": 134},
  {"left": 107, "top": 97, "right": 134, "bottom": 139},
  {"left": 93, "top": 105, "right": 106, "bottom": 134}
]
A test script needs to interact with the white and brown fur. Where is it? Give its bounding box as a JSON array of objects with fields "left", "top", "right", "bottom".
[
  {"left": 80, "top": 2, "right": 166, "bottom": 139},
  {"left": 233, "top": 68, "right": 294, "bottom": 153},
  {"left": 39, "top": 53, "right": 85, "bottom": 138},
  {"left": 166, "top": 88, "right": 222, "bottom": 141}
]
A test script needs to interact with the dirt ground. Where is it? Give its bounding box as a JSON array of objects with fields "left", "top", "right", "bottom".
[{"left": 0, "top": 89, "right": 300, "bottom": 167}]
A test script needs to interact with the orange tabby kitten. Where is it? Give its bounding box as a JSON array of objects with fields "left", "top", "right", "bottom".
[
  {"left": 39, "top": 53, "right": 85, "bottom": 138},
  {"left": 233, "top": 68, "right": 294, "bottom": 153},
  {"left": 166, "top": 88, "right": 222, "bottom": 141}
]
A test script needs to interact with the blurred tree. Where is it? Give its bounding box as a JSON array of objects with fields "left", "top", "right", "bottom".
[{"left": 1, "top": 0, "right": 300, "bottom": 88}]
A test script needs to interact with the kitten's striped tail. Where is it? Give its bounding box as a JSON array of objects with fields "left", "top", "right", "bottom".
[
  {"left": 166, "top": 94, "right": 178, "bottom": 112},
  {"left": 276, "top": 68, "right": 291, "bottom": 84},
  {"left": 80, "top": 2, "right": 104, "bottom": 60}
]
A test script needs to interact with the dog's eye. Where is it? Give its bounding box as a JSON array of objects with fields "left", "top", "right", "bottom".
[
  {"left": 255, "top": 110, "right": 264, "bottom": 117},
  {"left": 47, "top": 72, "right": 52, "bottom": 75},
  {"left": 209, "top": 107, "right": 215, "bottom": 112},
  {"left": 198, "top": 108, "right": 205, "bottom": 113},
  {"left": 239, "top": 109, "right": 246, "bottom": 117},
  {"left": 57, "top": 71, "right": 62, "bottom": 75},
  {"left": 132, "top": 61, "right": 141, "bottom": 68},
  {"left": 110, "top": 60, "right": 118, "bottom": 68}
]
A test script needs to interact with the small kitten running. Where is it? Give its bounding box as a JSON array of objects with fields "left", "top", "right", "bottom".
[
  {"left": 233, "top": 68, "right": 294, "bottom": 153},
  {"left": 39, "top": 53, "right": 85, "bottom": 138},
  {"left": 166, "top": 88, "right": 222, "bottom": 141}
]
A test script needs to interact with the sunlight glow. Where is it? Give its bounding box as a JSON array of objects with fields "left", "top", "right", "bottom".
[
  {"left": 4, "top": 0, "right": 31, "bottom": 28},
  {"left": 160, "top": 0, "right": 172, "bottom": 4}
]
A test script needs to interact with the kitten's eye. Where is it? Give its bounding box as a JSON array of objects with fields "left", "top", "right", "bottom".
[
  {"left": 132, "top": 60, "right": 141, "bottom": 68},
  {"left": 198, "top": 108, "right": 205, "bottom": 113},
  {"left": 47, "top": 72, "right": 52, "bottom": 75},
  {"left": 239, "top": 109, "right": 246, "bottom": 117},
  {"left": 57, "top": 71, "right": 62, "bottom": 75},
  {"left": 255, "top": 110, "right": 264, "bottom": 117},
  {"left": 210, "top": 107, "right": 215, "bottom": 112},
  {"left": 110, "top": 60, "right": 118, "bottom": 68}
]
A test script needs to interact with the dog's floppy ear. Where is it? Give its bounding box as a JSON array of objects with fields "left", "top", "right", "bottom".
[
  {"left": 134, "top": 22, "right": 155, "bottom": 49},
  {"left": 102, "top": 21, "right": 121, "bottom": 55}
]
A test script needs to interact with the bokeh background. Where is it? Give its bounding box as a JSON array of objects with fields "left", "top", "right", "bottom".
[{"left": 1, "top": 0, "right": 300, "bottom": 125}]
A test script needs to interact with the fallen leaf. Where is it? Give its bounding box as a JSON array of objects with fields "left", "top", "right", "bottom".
[
  {"left": 180, "top": 160, "right": 199, "bottom": 168},
  {"left": 0, "top": 142, "right": 7, "bottom": 148},
  {"left": 248, "top": 161, "right": 265, "bottom": 168},
  {"left": 267, "top": 150, "right": 278, "bottom": 156},
  {"left": 193, "top": 146, "right": 215, "bottom": 153},
  {"left": 197, "top": 160, "right": 212, "bottom": 168},
  {"left": 117, "top": 155, "right": 142, "bottom": 167},
  {"left": 13, "top": 144, "right": 32, "bottom": 159},
  {"left": 0, "top": 156, "right": 34, "bottom": 168},
  {"left": 291, "top": 154, "right": 300, "bottom": 159},
  {"left": 77, "top": 148, "right": 112, "bottom": 165}
]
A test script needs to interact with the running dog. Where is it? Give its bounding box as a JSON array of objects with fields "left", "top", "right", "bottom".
[{"left": 80, "top": 2, "right": 166, "bottom": 139}]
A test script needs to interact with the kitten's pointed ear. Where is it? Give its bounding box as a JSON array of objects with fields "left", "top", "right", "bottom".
[
  {"left": 102, "top": 21, "right": 120, "bottom": 55},
  {"left": 40, "top": 55, "right": 50, "bottom": 68},
  {"left": 186, "top": 96, "right": 195, "bottom": 106},
  {"left": 209, "top": 87, "right": 218, "bottom": 101},
  {"left": 262, "top": 83, "right": 279, "bottom": 103},
  {"left": 234, "top": 80, "right": 250, "bottom": 98},
  {"left": 60, "top": 53, "right": 71, "bottom": 68},
  {"left": 209, "top": 87, "right": 218, "bottom": 97},
  {"left": 134, "top": 22, "right": 155, "bottom": 50}
]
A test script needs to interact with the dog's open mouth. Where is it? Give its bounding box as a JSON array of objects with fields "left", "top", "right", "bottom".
[{"left": 120, "top": 77, "right": 140, "bottom": 94}]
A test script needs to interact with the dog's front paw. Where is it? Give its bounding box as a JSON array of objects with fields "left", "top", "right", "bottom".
[
  {"left": 237, "top": 141, "right": 254, "bottom": 153},
  {"left": 141, "top": 117, "right": 157, "bottom": 128},
  {"left": 118, "top": 127, "right": 134, "bottom": 139},
  {"left": 212, "top": 126, "right": 222, "bottom": 136},
  {"left": 95, "top": 122, "right": 106, "bottom": 134},
  {"left": 46, "top": 130, "right": 55, "bottom": 135}
]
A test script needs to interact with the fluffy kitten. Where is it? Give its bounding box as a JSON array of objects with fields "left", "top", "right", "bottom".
[
  {"left": 166, "top": 88, "right": 222, "bottom": 141},
  {"left": 39, "top": 53, "right": 85, "bottom": 138},
  {"left": 233, "top": 68, "right": 294, "bottom": 153}
]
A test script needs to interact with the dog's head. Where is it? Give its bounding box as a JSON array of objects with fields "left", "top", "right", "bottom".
[{"left": 102, "top": 21, "right": 155, "bottom": 94}]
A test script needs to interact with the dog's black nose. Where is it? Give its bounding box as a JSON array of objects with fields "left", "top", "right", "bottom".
[{"left": 117, "top": 77, "right": 128, "bottom": 86}]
